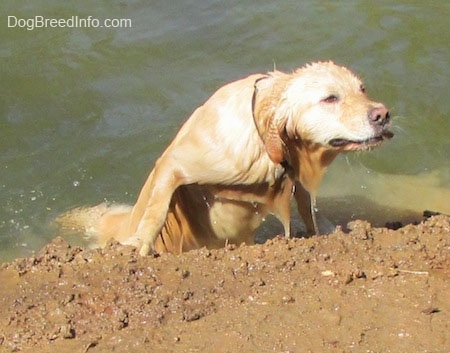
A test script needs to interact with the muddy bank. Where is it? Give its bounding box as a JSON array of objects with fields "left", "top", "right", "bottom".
[{"left": 0, "top": 215, "right": 449, "bottom": 353}]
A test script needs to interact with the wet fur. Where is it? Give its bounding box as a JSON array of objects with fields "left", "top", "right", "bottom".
[{"left": 57, "top": 61, "right": 391, "bottom": 255}]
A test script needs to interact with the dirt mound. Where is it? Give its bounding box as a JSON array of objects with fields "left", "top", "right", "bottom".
[{"left": 1, "top": 215, "right": 449, "bottom": 352}]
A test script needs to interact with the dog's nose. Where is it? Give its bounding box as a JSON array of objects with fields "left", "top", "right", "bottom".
[{"left": 369, "top": 106, "right": 390, "bottom": 127}]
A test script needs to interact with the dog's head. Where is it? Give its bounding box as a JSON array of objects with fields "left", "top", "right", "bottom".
[{"left": 253, "top": 61, "right": 393, "bottom": 193}]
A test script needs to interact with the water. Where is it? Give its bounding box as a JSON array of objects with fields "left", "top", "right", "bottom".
[{"left": 1, "top": 0, "right": 449, "bottom": 262}]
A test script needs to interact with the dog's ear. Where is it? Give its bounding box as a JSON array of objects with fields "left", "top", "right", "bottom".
[{"left": 252, "top": 74, "right": 289, "bottom": 164}]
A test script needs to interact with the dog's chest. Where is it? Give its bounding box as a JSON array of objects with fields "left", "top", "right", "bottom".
[{"left": 203, "top": 172, "right": 293, "bottom": 240}]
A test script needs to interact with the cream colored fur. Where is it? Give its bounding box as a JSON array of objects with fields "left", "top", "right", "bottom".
[{"left": 56, "top": 61, "right": 392, "bottom": 255}]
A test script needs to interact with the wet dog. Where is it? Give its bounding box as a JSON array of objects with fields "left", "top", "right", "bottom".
[{"left": 57, "top": 61, "right": 392, "bottom": 255}]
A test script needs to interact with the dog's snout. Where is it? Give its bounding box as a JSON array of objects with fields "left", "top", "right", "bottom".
[{"left": 369, "top": 106, "right": 390, "bottom": 127}]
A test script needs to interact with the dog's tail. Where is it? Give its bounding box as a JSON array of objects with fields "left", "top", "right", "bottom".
[{"left": 55, "top": 203, "right": 133, "bottom": 247}]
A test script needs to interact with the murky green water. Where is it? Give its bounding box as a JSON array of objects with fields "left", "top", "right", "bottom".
[{"left": 1, "top": 1, "right": 449, "bottom": 262}]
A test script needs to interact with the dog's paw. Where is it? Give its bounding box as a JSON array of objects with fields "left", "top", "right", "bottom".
[
  {"left": 138, "top": 242, "right": 155, "bottom": 257},
  {"left": 123, "top": 235, "right": 155, "bottom": 256}
]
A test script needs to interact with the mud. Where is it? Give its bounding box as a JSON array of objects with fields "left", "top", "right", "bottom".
[{"left": 0, "top": 215, "right": 449, "bottom": 353}]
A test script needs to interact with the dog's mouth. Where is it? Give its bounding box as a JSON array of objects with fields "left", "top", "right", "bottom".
[{"left": 329, "top": 130, "right": 394, "bottom": 150}]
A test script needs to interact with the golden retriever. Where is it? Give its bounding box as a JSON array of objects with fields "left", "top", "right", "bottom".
[{"left": 57, "top": 61, "right": 392, "bottom": 255}]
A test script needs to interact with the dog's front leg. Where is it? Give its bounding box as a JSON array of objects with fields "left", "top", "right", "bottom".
[
  {"left": 125, "top": 162, "right": 183, "bottom": 256},
  {"left": 294, "top": 180, "right": 318, "bottom": 235}
]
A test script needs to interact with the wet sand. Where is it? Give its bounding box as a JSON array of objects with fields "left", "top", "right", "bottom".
[{"left": 0, "top": 215, "right": 449, "bottom": 352}]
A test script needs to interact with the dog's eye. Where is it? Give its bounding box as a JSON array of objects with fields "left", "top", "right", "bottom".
[
  {"left": 360, "top": 84, "right": 366, "bottom": 93},
  {"left": 322, "top": 95, "right": 339, "bottom": 103}
]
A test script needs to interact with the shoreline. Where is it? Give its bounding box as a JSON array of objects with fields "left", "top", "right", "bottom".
[{"left": 1, "top": 214, "right": 449, "bottom": 352}]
